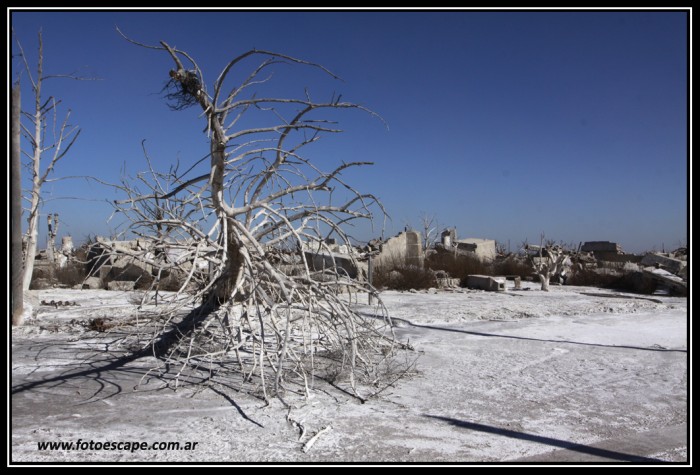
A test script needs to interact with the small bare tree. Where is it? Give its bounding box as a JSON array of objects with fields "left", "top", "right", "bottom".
[
  {"left": 524, "top": 234, "right": 570, "bottom": 291},
  {"left": 419, "top": 212, "right": 438, "bottom": 251},
  {"left": 495, "top": 241, "right": 507, "bottom": 256},
  {"left": 15, "top": 30, "right": 82, "bottom": 290},
  {"left": 111, "top": 32, "right": 406, "bottom": 403}
]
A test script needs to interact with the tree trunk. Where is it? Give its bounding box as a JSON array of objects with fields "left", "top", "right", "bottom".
[
  {"left": 22, "top": 188, "right": 40, "bottom": 290},
  {"left": 539, "top": 273, "right": 550, "bottom": 291},
  {"left": 11, "top": 86, "right": 24, "bottom": 325},
  {"left": 210, "top": 218, "right": 245, "bottom": 304},
  {"left": 205, "top": 110, "right": 246, "bottom": 304},
  {"left": 22, "top": 46, "right": 44, "bottom": 291}
]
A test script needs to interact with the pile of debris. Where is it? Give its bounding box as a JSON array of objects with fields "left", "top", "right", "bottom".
[{"left": 639, "top": 247, "right": 687, "bottom": 294}]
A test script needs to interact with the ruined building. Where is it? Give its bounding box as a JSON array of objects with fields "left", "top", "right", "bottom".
[
  {"left": 438, "top": 228, "right": 497, "bottom": 262},
  {"left": 371, "top": 230, "right": 424, "bottom": 271},
  {"left": 580, "top": 241, "right": 623, "bottom": 261}
]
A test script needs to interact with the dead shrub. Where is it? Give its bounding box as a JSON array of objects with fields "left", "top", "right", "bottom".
[
  {"left": 29, "top": 277, "right": 52, "bottom": 290},
  {"left": 425, "top": 252, "right": 489, "bottom": 281},
  {"left": 134, "top": 273, "right": 155, "bottom": 290},
  {"left": 156, "top": 271, "right": 189, "bottom": 291},
  {"left": 567, "top": 268, "right": 618, "bottom": 288},
  {"left": 133, "top": 270, "right": 190, "bottom": 292},
  {"left": 492, "top": 257, "right": 532, "bottom": 278},
  {"left": 54, "top": 261, "right": 88, "bottom": 287},
  {"left": 567, "top": 268, "right": 661, "bottom": 294},
  {"left": 372, "top": 266, "right": 436, "bottom": 291},
  {"left": 104, "top": 263, "right": 150, "bottom": 282},
  {"left": 30, "top": 266, "right": 52, "bottom": 282},
  {"left": 612, "top": 271, "right": 663, "bottom": 295},
  {"left": 88, "top": 317, "right": 116, "bottom": 332}
]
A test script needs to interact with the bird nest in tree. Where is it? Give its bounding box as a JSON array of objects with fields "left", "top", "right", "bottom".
[{"left": 162, "top": 69, "right": 202, "bottom": 110}]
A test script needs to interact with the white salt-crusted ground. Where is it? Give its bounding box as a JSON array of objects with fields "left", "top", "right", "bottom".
[{"left": 10, "top": 283, "right": 687, "bottom": 464}]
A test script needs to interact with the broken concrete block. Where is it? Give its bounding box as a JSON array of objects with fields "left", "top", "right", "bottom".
[
  {"left": 82, "top": 277, "right": 103, "bottom": 290},
  {"left": 640, "top": 253, "right": 685, "bottom": 275},
  {"left": 466, "top": 275, "right": 506, "bottom": 292},
  {"left": 643, "top": 267, "right": 687, "bottom": 294}
]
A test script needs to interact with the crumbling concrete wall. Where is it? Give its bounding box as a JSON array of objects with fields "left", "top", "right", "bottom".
[
  {"left": 300, "top": 238, "right": 351, "bottom": 256},
  {"left": 643, "top": 267, "right": 687, "bottom": 294},
  {"left": 303, "top": 251, "right": 360, "bottom": 279},
  {"left": 61, "top": 236, "right": 74, "bottom": 253},
  {"left": 456, "top": 238, "right": 497, "bottom": 262},
  {"left": 87, "top": 237, "right": 154, "bottom": 277},
  {"left": 581, "top": 241, "right": 624, "bottom": 261},
  {"left": 581, "top": 241, "right": 622, "bottom": 253},
  {"left": 595, "top": 254, "right": 643, "bottom": 264},
  {"left": 441, "top": 228, "right": 457, "bottom": 248},
  {"left": 373, "top": 231, "right": 424, "bottom": 272},
  {"left": 640, "top": 253, "right": 686, "bottom": 275}
]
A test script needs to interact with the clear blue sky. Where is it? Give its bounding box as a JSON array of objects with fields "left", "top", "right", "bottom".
[{"left": 9, "top": 9, "right": 689, "bottom": 253}]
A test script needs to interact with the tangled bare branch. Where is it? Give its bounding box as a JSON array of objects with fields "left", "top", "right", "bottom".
[
  {"left": 108, "top": 34, "right": 407, "bottom": 404},
  {"left": 523, "top": 234, "right": 575, "bottom": 291}
]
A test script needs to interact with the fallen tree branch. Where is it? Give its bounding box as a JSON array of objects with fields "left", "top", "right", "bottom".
[
  {"left": 302, "top": 425, "right": 332, "bottom": 453},
  {"left": 286, "top": 409, "right": 307, "bottom": 442}
]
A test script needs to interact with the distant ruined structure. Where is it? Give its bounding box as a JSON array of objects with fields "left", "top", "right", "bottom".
[
  {"left": 371, "top": 230, "right": 424, "bottom": 271},
  {"left": 438, "top": 228, "right": 497, "bottom": 262},
  {"left": 580, "top": 241, "right": 623, "bottom": 261}
]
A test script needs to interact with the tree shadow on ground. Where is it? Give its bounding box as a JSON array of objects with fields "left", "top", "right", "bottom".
[
  {"left": 385, "top": 316, "right": 686, "bottom": 354},
  {"left": 12, "top": 302, "right": 216, "bottom": 397},
  {"left": 12, "top": 303, "right": 276, "bottom": 428},
  {"left": 424, "top": 415, "right": 663, "bottom": 463}
]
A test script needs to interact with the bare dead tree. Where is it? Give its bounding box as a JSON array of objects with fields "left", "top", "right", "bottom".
[
  {"left": 111, "top": 32, "right": 407, "bottom": 404},
  {"left": 518, "top": 238, "right": 529, "bottom": 254},
  {"left": 419, "top": 212, "right": 438, "bottom": 251},
  {"left": 495, "top": 241, "right": 507, "bottom": 256},
  {"left": 12, "top": 85, "right": 24, "bottom": 326},
  {"left": 15, "top": 30, "right": 82, "bottom": 290},
  {"left": 523, "top": 234, "right": 570, "bottom": 291}
]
